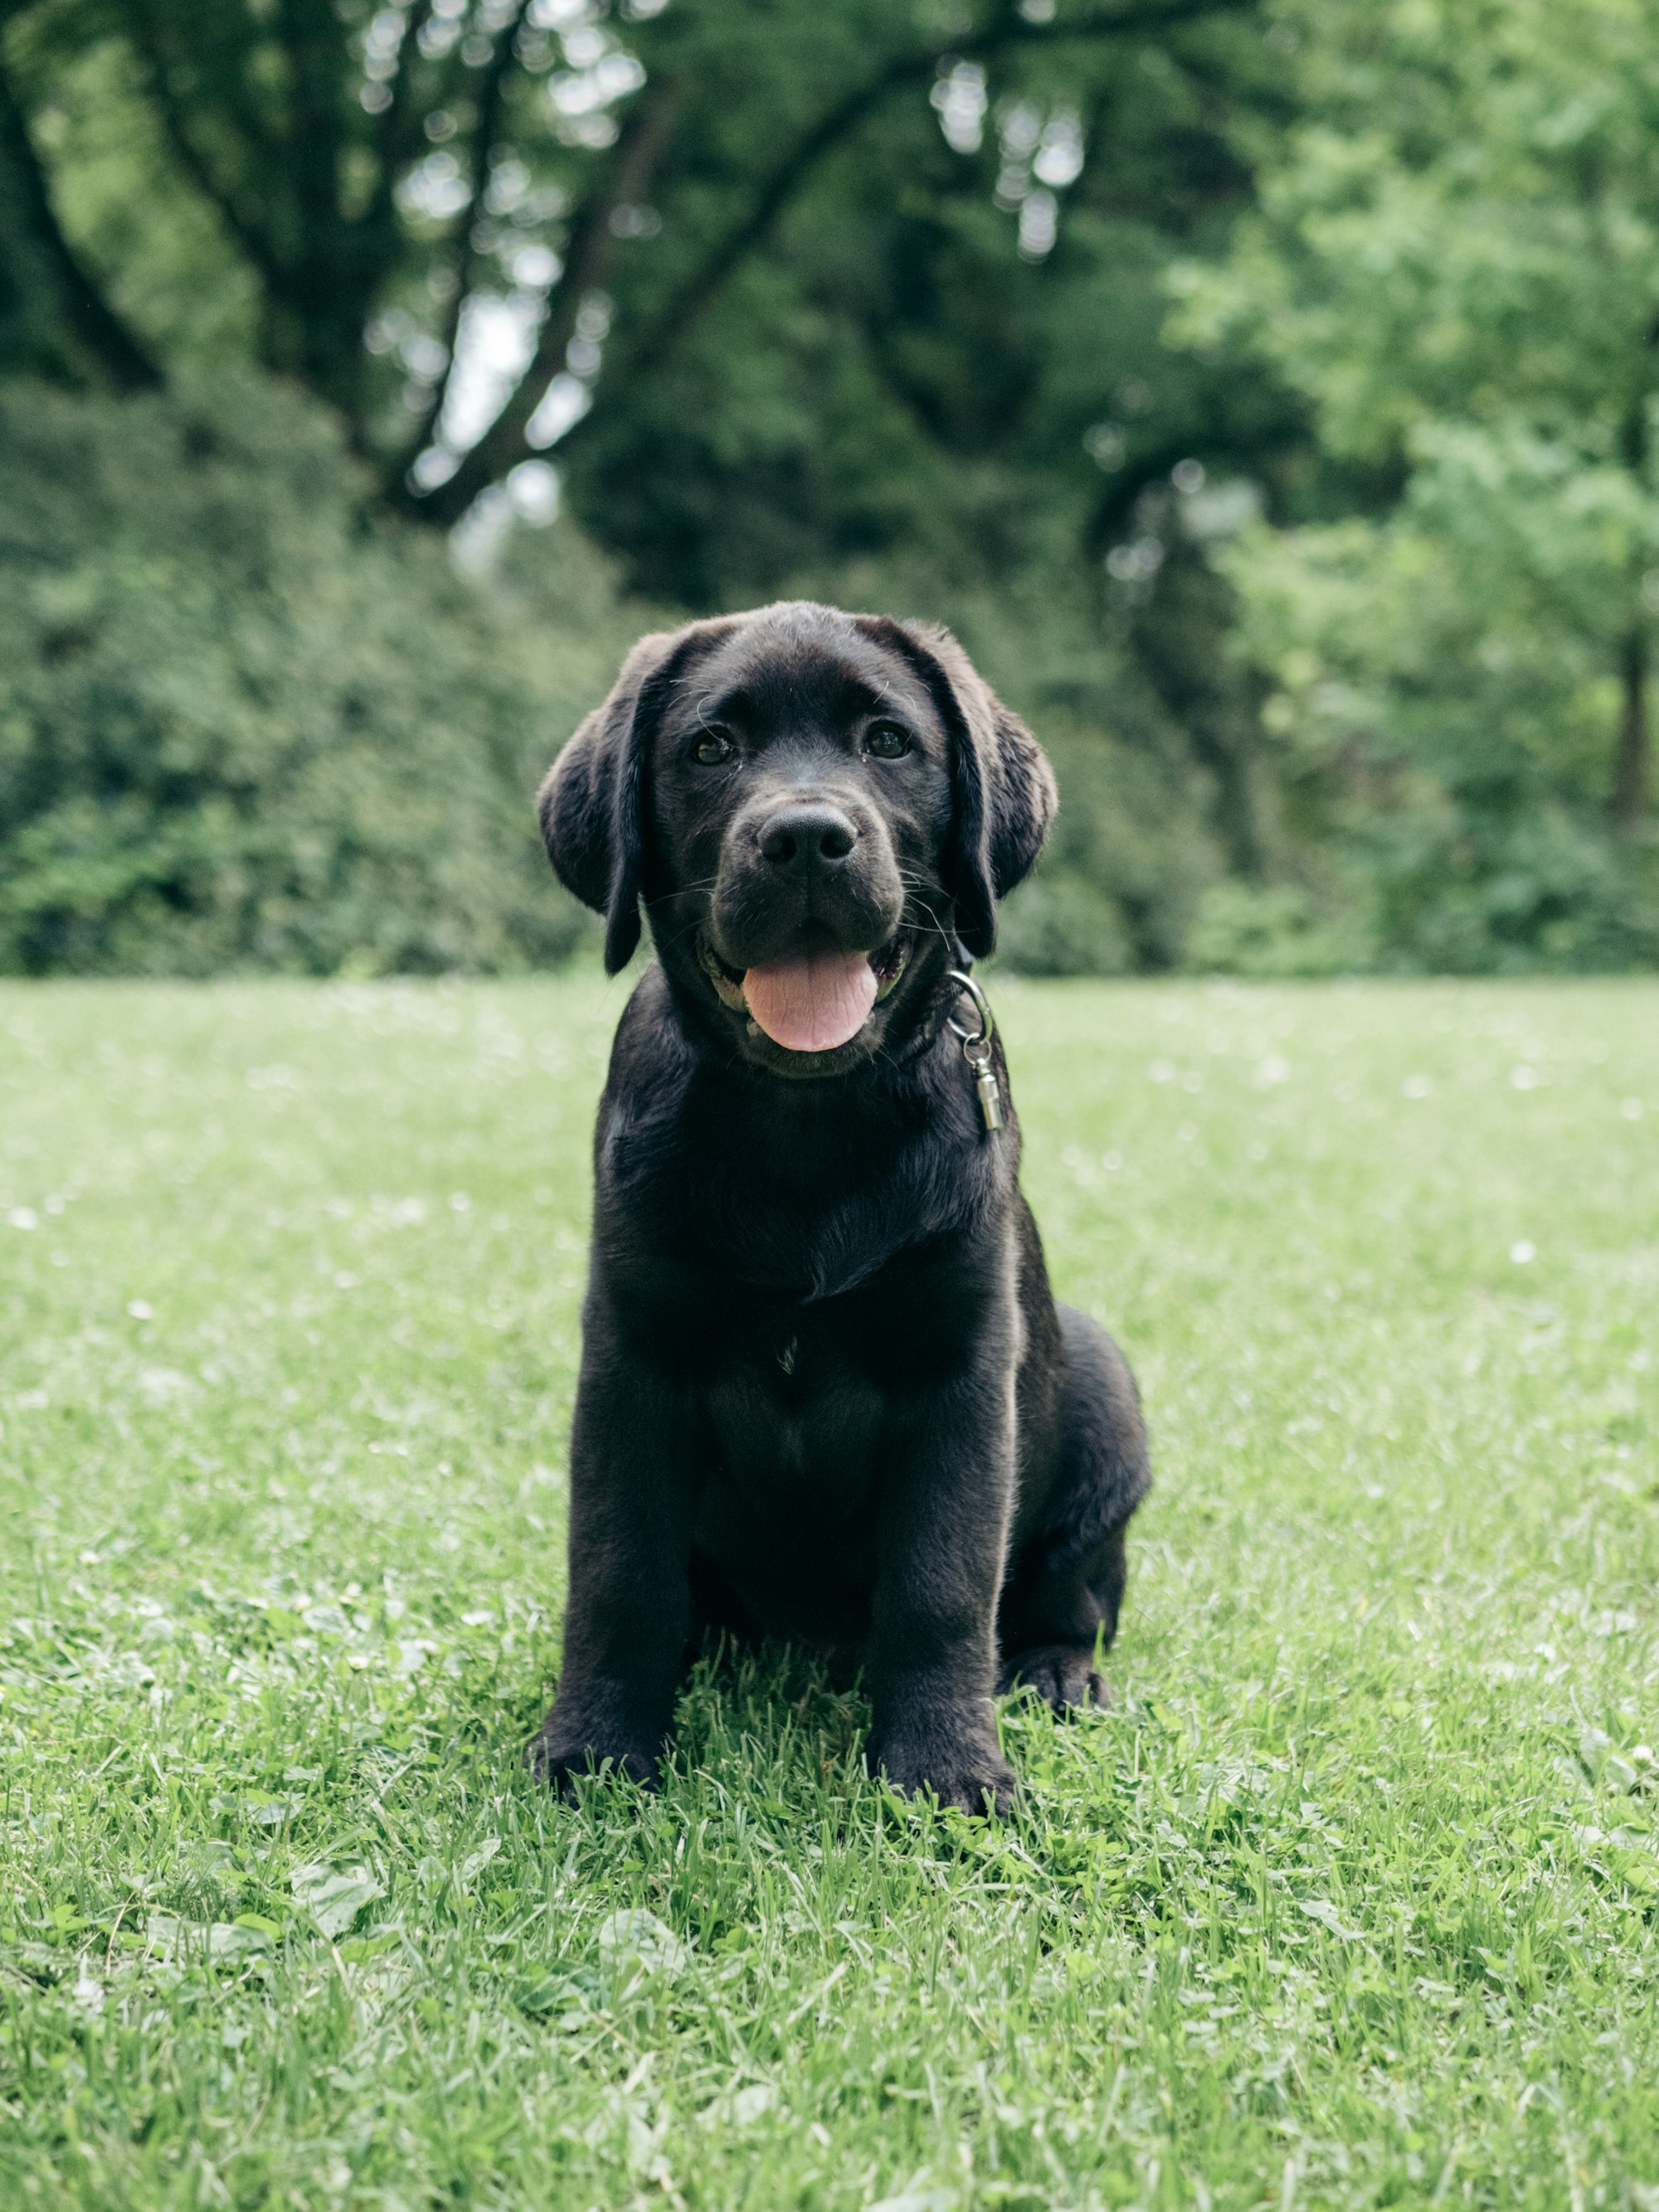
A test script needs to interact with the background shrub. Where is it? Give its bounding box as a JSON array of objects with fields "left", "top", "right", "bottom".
[{"left": 0, "top": 377, "right": 634, "bottom": 975}]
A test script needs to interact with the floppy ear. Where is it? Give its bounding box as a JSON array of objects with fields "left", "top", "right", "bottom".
[
  {"left": 537, "top": 623, "right": 719, "bottom": 975},
  {"left": 869, "top": 620, "right": 1058, "bottom": 960}
]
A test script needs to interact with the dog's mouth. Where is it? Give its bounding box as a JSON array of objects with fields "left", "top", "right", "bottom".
[{"left": 698, "top": 932, "right": 909, "bottom": 1053}]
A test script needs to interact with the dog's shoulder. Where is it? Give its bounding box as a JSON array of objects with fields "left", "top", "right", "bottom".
[
  {"left": 604, "top": 961, "right": 691, "bottom": 1086},
  {"left": 596, "top": 963, "right": 696, "bottom": 1162}
]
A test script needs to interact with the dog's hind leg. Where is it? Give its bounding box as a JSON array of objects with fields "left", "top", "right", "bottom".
[{"left": 998, "top": 1305, "right": 1151, "bottom": 1711}]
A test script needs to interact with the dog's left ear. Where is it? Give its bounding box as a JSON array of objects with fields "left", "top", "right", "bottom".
[
  {"left": 537, "top": 620, "right": 731, "bottom": 974},
  {"left": 868, "top": 619, "right": 1058, "bottom": 960}
]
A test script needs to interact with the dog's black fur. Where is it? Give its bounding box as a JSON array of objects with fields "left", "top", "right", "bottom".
[{"left": 528, "top": 601, "right": 1150, "bottom": 1812}]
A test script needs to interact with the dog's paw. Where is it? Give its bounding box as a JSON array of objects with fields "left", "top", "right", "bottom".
[
  {"left": 524, "top": 1727, "right": 660, "bottom": 1799},
  {"left": 867, "top": 1733, "right": 1017, "bottom": 1817},
  {"left": 997, "top": 1643, "right": 1108, "bottom": 1714}
]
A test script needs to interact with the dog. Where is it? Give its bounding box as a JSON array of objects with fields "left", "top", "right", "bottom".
[{"left": 528, "top": 601, "right": 1150, "bottom": 1812}]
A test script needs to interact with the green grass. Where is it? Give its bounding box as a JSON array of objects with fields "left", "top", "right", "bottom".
[{"left": 2, "top": 975, "right": 1657, "bottom": 2212}]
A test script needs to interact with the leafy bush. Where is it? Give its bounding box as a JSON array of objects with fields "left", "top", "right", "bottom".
[
  {"left": 0, "top": 375, "right": 635, "bottom": 975},
  {"left": 1185, "top": 881, "right": 1370, "bottom": 978},
  {"left": 1215, "top": 513, "right": 1659, "bottom": 972}
]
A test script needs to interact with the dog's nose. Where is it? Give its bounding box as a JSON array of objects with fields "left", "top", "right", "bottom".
[{"left": 757, "top": 804, "right": 859, "bottom": 869}]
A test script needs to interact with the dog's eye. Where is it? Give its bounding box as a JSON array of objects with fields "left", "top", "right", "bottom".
[
  {"left": 691, "top": 727, "right": 736, "bottom": 766},
  {"left": 864, "top": 722, "right": 912, "bottom": 760}
]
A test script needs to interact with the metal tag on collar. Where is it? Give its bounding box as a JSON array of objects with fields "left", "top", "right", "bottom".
[{"left": 945, "top": 968, "right": 1003, "bottom": 1134}]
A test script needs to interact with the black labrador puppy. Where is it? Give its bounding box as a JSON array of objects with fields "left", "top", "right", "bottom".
[{"left": 529, "top": 600, "right": 1150, "bottom": 1811}]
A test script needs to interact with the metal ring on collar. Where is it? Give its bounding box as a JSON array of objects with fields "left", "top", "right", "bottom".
[{"left": 945, "top": 967, "right": 995, "bottom": 1048}]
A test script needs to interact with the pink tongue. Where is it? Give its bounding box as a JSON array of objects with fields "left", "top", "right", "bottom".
[{"left": 743, "top": 947, "right": 877, "bottom": 1052}]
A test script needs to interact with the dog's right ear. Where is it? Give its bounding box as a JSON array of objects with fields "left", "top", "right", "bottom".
[
  {"left": 854, "top": 616, "right": 1056, "bottom": 961},
  {"left": 538, "top": 624, "right": 717, "bottom": 975}
]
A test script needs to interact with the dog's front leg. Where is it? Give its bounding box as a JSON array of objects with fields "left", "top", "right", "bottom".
[
  {"left": 865, "top": 1353, "right": 1019, "bottom": 1816},
  {"left": 528, "top": 1323, "right": 697, "bottom": 1796}
]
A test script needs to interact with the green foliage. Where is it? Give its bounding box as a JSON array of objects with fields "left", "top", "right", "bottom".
[
  {"left": 998, "top": 721, "right": 1210, "bottom": 978},
  {"left": 1176, "top": 0, "right": 1659, "bottom": 467},
  {"left": 1214, "top": 507, "right": 1659, "bottom": 969},
  {"left": 3, "top": 975, "right": 1659, "bottom": 2203},
  {"left": 1167, "top": 0, "right": 1659, "bottom": 965},
  {"left": 1185, "top": 878, "right": 1369, "bottom": 975},
  {"left": 7, "top": 0, "right": 1659, "bottom": 973},
  {"left": 0, "top": 376, "right": 633, "bottom": 975},
  {"left": 561, "top": 5, "right": 1287, "bottom": 610},
  {"left": 0, "top": 0, "right": 1317, "bottom": 977}
]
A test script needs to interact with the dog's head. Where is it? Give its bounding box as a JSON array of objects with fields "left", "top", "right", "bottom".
[{"left": 538, "top": 600, "right": 1055, "bottom": 1076}]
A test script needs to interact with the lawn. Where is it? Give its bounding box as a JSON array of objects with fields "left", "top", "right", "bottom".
[{"left": 2, "top": 975, "right": 1657, "bottom": 2212}]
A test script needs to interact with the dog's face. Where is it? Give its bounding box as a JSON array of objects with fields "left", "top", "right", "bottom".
[{"left": 539, "top": 602, "right": 1056, "bottom": 1076}]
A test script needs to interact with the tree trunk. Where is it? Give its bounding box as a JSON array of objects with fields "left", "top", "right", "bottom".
[
  {"left": 1615, "top": 391, "right": 1652, "bottom": 832},
  {"left": 1128, "top": 542, "right": 1273, "bottom": 880},
  {"left": 1203, "top": 719, "right": 1272, "bottom": 882},
  {"left": 1613, "top": 620, "right": 1650, "bottom": 833}
]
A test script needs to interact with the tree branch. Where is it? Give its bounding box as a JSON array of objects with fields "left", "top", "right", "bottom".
[
  {"left": 0, "top": 43, "right": 160, "bottom": 387},
  {"left": 396, "top": 78, "right": 679, "bottom": 525},
  {"left": 620, "top": 0, "right": 1259, "bottom": 382},
  {"left": 399, "top": 0, "right": 536, "bottom": 469},
  {"left": 127, "top": 2, "right": 290, "bottom": 295},
  {"left": 366, "top": 0, "right": 445, "bottom": 240},
  {"left": 401, "top": 0, "right": 1256, "bottom": 523}
]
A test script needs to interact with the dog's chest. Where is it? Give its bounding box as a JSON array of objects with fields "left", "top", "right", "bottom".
[
  {"left": 615, "top": 1072, "right": 970, "bottom": 1304},
  {"left": 700, "top": 1310, "right": 885, "bottom": 1516}
]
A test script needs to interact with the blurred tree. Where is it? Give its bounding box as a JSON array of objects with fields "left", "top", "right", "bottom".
[
  {"left": 10, "top": 0, "right": 1652, "bottom": 972},
  {"left": 1, "top": 0, "right": 1263, "bottom": 512},
  {"left": 1172, "top": 0, "right": 1659, "bottom": 855},
  {"left": 2, "top": 0, "right": 1312, "bottom": 968}
]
